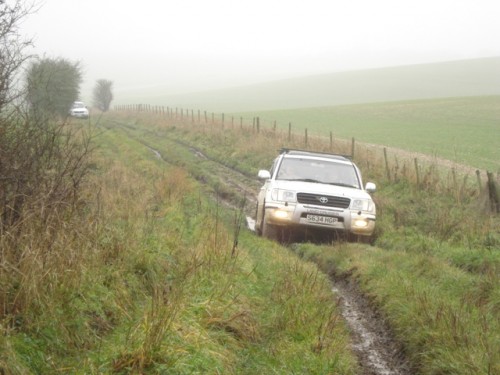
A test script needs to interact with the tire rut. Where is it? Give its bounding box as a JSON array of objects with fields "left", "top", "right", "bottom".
[{"left": 332, "top": 276, "right": 413, "bottom": 375}]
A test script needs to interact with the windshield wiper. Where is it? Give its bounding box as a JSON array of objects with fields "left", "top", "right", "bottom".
[
  {"left": 294, "top": 178, "right": 323, "bottom": 183},
  {"left": 283, "top": 178, "right": 358, "bottom": 189},
  {"left": 326, "top": 182, "right": 359, "bottom": 188}
]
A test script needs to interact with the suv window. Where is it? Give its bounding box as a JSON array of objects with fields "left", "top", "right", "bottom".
[{"left": 276, "top": 157, "right": 360, "bottom": 189}]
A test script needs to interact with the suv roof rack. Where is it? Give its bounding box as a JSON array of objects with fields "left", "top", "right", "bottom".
[{"left": 279, "top": 148, "right": 352, "bottom": 160}]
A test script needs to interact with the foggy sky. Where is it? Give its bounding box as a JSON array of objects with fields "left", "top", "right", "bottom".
[{"left": 21, "top": 0, "right": 500, "bottom": 102}]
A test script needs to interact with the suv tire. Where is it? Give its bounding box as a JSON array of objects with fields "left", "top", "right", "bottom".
[{"left": 262, "top": 214, "right": 278, "bottom": 241}]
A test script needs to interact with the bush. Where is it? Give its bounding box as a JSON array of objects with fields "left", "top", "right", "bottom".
[{"left": 0, "top": 112, "right": 94, "bottom": 320}]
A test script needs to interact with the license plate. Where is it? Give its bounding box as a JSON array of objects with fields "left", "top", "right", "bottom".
[{"left": 306, "top": 215, "right": 338, "bottom": 225}]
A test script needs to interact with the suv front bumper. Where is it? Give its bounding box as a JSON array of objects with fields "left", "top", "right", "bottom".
[{"left": 264, "top": 203, "right": 375, "bottom": 237}]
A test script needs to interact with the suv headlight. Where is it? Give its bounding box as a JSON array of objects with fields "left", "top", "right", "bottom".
[
  {"left": 351, "top": 199, "right": 374, "bottom": 213},
  {"left": 271, "top": 189, "right": 296, "bottom": 202}
]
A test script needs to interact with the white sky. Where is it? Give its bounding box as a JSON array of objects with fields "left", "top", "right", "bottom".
[{"left": 20, "top": 0, "right": 500, "bottom": 101}]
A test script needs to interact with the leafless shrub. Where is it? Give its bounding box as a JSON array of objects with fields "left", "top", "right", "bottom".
[
  {"left": 0, "top": 1, "right": 35, "bottom": 111},
  {"left": 0, "top": 111, "right": 95, "bottom": 319}
]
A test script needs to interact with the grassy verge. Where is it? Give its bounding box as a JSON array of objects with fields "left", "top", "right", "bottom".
[{"left": 1, "top": 117, "right": 358, "bottom": 373}]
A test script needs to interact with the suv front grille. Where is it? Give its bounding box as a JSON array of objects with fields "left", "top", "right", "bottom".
[{"left": 297, "top": 193, "right": 351, "bottom": 209}]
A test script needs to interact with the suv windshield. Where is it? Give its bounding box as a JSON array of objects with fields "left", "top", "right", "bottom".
[{"left": 276, "top": 158, "right": 360, "bottom": 189}]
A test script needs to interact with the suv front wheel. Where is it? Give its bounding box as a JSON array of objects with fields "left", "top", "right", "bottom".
[{"left": 262, "top": 212, "right": 279, "bottom": 241}]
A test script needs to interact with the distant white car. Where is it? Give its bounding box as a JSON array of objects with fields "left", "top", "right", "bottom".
[
  {"left": 255, "top": 149, "right": 376, "bottom": 242},
  {"left": 69, "top": 101, "right": 89, "bottom": 119}
]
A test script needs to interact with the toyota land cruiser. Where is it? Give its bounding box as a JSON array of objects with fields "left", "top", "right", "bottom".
[{"left": 255, "top": 149, "right": 376, "bottom": 241}]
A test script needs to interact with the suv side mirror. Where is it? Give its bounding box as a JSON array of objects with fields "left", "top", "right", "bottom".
[
  {"left": 258, "top": 170, "right": 271, "bottom": 180},
  {"left": 365, "top": 182, "right": 376, "bottom": 193}
]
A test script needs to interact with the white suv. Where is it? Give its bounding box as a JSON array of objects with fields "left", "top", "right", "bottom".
[
  {"left": 69, "top": 101, "right": 89, "bottom": 119},
  {"left": 255, "top": 149, "right": 376, "bottom": 241}
]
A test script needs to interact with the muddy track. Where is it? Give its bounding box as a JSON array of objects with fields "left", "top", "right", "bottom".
[
  {"left": 107, "top": 120, "right": 260, "bottom": 218},
  {"left": 332, "top": 274, "right": 413, "bottom": 375},
  {"left": 110, "top": 120, "right": 412, "bottom": 375}
]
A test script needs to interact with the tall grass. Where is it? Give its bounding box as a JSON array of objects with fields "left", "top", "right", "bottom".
[
  {"left": 0, "top": 112, "right": 101, "bottom": 372},
  {"left": 1, "top": 115, "right": 359, "bottom": 373}
]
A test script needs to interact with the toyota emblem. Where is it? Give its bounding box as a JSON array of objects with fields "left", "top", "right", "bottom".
[{"left": 319, "top": 197, "right": 328, "bottom": 204}]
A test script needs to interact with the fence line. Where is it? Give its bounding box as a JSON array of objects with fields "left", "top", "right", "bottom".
[{"left": 113, "top": 104, "right": 499, "bottom": 213}]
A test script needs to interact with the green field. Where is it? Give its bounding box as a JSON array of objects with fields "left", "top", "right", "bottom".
[{"left": 234, "top": 96, "right": 500, "bottom": 172}]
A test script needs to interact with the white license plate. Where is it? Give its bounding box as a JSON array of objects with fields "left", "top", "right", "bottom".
[{"left": 306, "top": 215, "right": 338, "bottom": 225}]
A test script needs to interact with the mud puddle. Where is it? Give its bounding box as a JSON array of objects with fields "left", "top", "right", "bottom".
[{"left": 332, "top": 278, "right": 412, "bottom": 375}]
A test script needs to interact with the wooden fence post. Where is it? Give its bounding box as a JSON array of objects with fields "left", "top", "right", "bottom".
[
  {"left": 476, "top": 170, "right": 482, "bottom": 194},
  {"left": 329, "top": 132, "right": 333, "bottom": 151},
  {"left": 288, "top": 123, "right": 292, "bottom": 142},
  {"left": 305, "top": 128, "right": 308, "bottom": 147},
  {"left": 383, "top": 147, "right": 391, "bottom": 181},
  {"left": 487, "top": 171, "right": 499, "bottom": 213},
  {"left": 414, "top": 158, "right": 420, "bottom": 187},
  {"left": 452, "top": 167, "right": 457, "bottom": 194},
  {"left": 351, "top": 137, "right": 355, "bottom": 158}
]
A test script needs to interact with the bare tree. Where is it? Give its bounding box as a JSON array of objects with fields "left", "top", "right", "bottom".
[
  {"left": 92, "top": 78, "right": 113, "bottom": 111},
  {"left": 0, "top": 0, "right": 35, "bottom": 112}
]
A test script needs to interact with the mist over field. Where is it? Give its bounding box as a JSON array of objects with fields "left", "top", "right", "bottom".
[
  {"left": 116, "top": 56, "right": 500, "bottom": 112},
  {"left": 22, "top": 0, "right": 500, "bottom": 108}
]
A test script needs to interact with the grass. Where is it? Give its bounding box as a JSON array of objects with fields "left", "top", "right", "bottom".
[
  {"left": 3, "top": 102, "right": 499, "bottom": 374},
  {"left": 105, "top": 109, "right": 499, "bottom": 374}
]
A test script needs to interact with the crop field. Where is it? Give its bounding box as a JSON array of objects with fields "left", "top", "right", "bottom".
[{"left": 233, "top": 95, "right": 500, "bottom": 172}]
